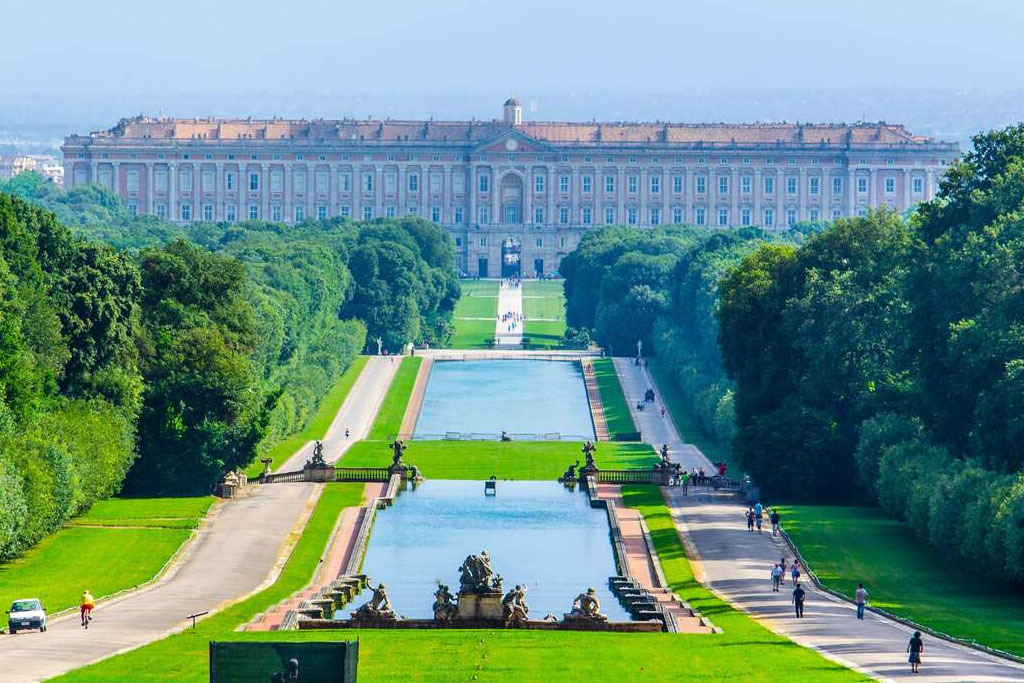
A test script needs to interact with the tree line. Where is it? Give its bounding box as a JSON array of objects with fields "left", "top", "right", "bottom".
[{"left": 0, "top": 178, "right": 458, "bottom": 560}]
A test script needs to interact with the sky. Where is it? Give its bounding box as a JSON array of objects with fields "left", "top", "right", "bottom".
[{"left": 4, "top": 0, "right": 1024, "bottom": 95}]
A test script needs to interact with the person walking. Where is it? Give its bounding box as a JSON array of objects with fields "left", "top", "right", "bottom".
[
  {"left": 770, "top": 509, "right": 781, "bottom": 536},
  {"left": 680, "top": 469, "right": 690, "bottom": 496},
  {"left": 80, "top": 590, "right": 95, "bottom": 627},
  {"left": 755, "top": 509, "right": 763, "bottom": 534},
  {"left": 855, "top": 583, "right": 868, "bottom": 620},
  {"left": 779, "top": 558, "right": 788, "bottom": 585},
  {"left": 908, "top": 631, "right": 924, "bottom": 673},
  {"left": 792, "top": 582, "right": 806, "bottom": 618},
  {"left": 771, "top": 563, "right": 783, "bottom": 592},
  {"left": 746, "top": 508, "right": 755, "bottom": 532},
  {"left": 791, "top": 561, "right": 801, "bottom": 585}
]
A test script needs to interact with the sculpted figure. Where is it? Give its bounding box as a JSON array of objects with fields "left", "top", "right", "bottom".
[
  {"left": 659, "top": 443, "right": 671, "bottom": 467},
  {"left": 502, "top": 584, "right": 529, "bottom": 623},
  {"left": 562, "top": 460, "right": 580, "bottom": 482},
  {"left": 432, "top": 583, "right": 458, "bottom": 622},
  {"left": 306, "top": 440, "right": 326, "bottom": 468},
  {"left": 581, "top": 441, "right": 597, "bottom": 470},
  {"left": 566, "top": 587, "right": 607, "bottom": 621},
  {"left": 458, "top": 550, "right": 495, "bottom": 593},
  {"left": 351, "top": 582, "right": 396, "bottom": 620},
  {"left": 390, "top": 439, "right": 406, "bottom": 467}
]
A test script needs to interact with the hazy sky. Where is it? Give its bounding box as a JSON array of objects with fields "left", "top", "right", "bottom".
[{"left": 4, "top": 0, "right": 1024, "bottom": 95}]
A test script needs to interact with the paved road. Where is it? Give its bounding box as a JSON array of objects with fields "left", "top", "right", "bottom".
[
  {"left": 278, "top": 356, "right": 399, "bottom": 472},
  {"left": 0, "top": 483, "right": 319, "bottom": 683},
  {"left": 495, "top": 279, "right": 523, "bottom": 347},
  {"left": 612, "top": 357, "right": 714, "bottom": 471},
  {"left": 667, "top": 488, "right": 1024, "bottom": 682}
]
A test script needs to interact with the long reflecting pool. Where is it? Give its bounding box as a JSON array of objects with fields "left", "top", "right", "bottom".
[
  {"left": 347, "top": 480, "right": 629, "bottom": 620},
  {"left": 413, "top": 360, "right": 596, "bottom": 439}
]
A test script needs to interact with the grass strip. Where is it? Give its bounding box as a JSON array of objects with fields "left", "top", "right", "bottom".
[
  {"left": 366, "top": 356, "right": 422, "bottom": 440},
  {"left": 341, "top": 439, "right": 657, "bottom": 480},
  {"left": 52, "top": 483, "right": 366, "bottom": 683},
  {"left": 778, "top": 504, "right": 1024, "bottom": 657},
  {"left": 247, "top": 356, "right": 370, "bottom": 476},
  {"left": 452, "top": 280, "right": 500, "bottom": 348},
  {"left": 523, "top": 280, "right": 566, "bottom": 348},
  {"left": 591, "top": 358, "right": 636, "bottom": 439}
]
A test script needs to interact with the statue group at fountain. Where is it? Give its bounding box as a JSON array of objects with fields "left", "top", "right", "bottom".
[{"left": 561, "top": 441, "right": 597, "bottom": 485}]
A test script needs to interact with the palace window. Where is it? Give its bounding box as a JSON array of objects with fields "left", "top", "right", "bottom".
[
  {"left": 453, "top": 173, "right": 466, "bottom": 193},
  {"left": 857, "top": 177, "right": 868, "bottom": 194},
  {"left": 833, "top": 177, "right": 843, "bottom": 195},
  {"left": 270, "top": 170, "right": 283, "bottom": 192},
  {"left": 695, "top": 208, "right": 706, "bottom": 226},
  {"left": 180, "top": 203, "right": 191, "bottom": 221},
  {"left": 582, "top": 207, "right": 592, "bottom": 224},
  {"left": 559, "top": 207, "right": 570, "bottom": 225},
  {"left": 431, "top": 205, "right": 441, "bottom": 222},
  {"left": 605, "top": 175, "right": 615, "bottom": 193},
  {"left": 832, "top": 209, "right": 842, "bottom": 220},
  {"left": 479, "top": 237, "right": 488, "bottom": 247},
  {"left": 226, "top": 204, "right": 236, "bottom": 222},
  {"left": 478, "top": 205, "right": 489, "bottom": 223},
  {"left": 605, "top": 207, "right": 615, "bottom": 224},
  {"left": 718, "top": 176, "right": 729, "bottom": 194},
  {"left": 318, "top": 206, "right": 328, "bottom": 221},
  {"left": 764, "top": 176, "right": 774, "bottom": 194},
  {"left": 454, "top": 207, "right": 464, "bottom": 224},
  {"left": 627, "top": 207, "right": 637, "bottom": 225},
  {"left": 650, "top": 207, "right": 660, "bottom": 225},
  {"left": 364, "top": 173, "right": 374, "bottom": 192},
  {"left": 673, "top": 175, "right": 683, "bottom": 193},
  {"left": 809, "top": 177, "right": 820, "bottom": 195},
  {"left": 155, "top": 168, "right": 168, "bottom": 191},
  {"left": 913, "top": 177, "right": 923, "bottom": 194},
  {"left": 204, "top": 204, "right": 215, "bottom": 221},
  {"left": 718, "top": 208, "right": 729, "bottom": 226},
  {"left": 650, "top": 175, "right": 660, "bottom": 193},
  {"left": 478, "top": 174, "right": 489, "bottom": 193},
  {"left": 408, "top": 204, "right": 419, "bottom": 216},
  {"left": 385, "top": 173, "right": 397, "bottom": 194},
  {"left": 810, "top": 208, "right": 819, "bottom": 222},
  {"left": 696, "top": 176, "right": 706, "bottom": 194},
  {"left": 627, "top": 175, "right": 638, "bottom": 193},
  {"left": 341, "top": 172, "right": 352, "bottom": 192},
  {"left": 764, "top": 208, "right": 774, "bottom": 227},
  {"left": 787, "top": 208, "right": 797, "bottom": 227},
  {"left": 386, "top": 206, "right": 396, "bottom": 219},
  {"left": 127, "top": 201, "right": 138, "bottom": 218},
  {"left": 535, "top": 207, "right": 545, "bottom": 224},
  {"left": 786, "top": 177, "right": 798, "bottom": 195},
  {"left": 316, "top": 171, "right": 328, "bottom": 193},
  {"left": 582, "top": 175, "right": 593, "bottom": 193},
  {"left": 560, "top": 236, "right": 567, "bottom": 248},
  {"left": 535, "top": 174, "right": 545, "bottom": 193},
  {"left": 249, "top": 204, "right": 259, "bottom": 220},
  {"left": 741, "top": 207, "right": 751, "bottom": 226},
  {"left": 341, "top": 205, "right": 351, "bottom": 218},
  {"left": 672, "top": 207, "right": 683, "bottom": 224},
  {"left": 294, "top": 205, "right": 304, "bottom": 222},
  {"left": 885, "top": 177, "right": 895, "bottom": 194},
  {"left": 363, "top": 206, "right": 373, "bottom": 220},
  {"left": 559, "top": 175, "right": 569, "bottom": 193},
  {"left": 536, "top": 238, "right": 543, "bottom": 248},
  {"left": 225, "top": 171, "right": 235, "bottom": 191},
  {"left": 741, "top": 176, "right": 751, "bottom": 194},
  {"left": 408, "top": 172, "right": 419, "bottom": 192},
  {"left": 430, "top": 172, "right": 442, "bottom": 193},
  {"left": 249, "top": 172, "right": 259, "bottom": 191},
  {"left": 156, "top": 203, "right": 167, "bottom": 219}
]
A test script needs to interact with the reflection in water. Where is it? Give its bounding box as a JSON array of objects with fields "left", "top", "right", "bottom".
[
  {"left": 345, "top": 480, "right": 629, "bottom": 620},
  {"left": 413, "top": 360, "right": 596, "bottom": 439}
]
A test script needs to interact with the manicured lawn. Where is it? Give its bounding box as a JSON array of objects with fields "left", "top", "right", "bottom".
[
  {"left": 366, "top": 356, "right": 422, "bottom": 440},
  {"left": 778, "top": 504, "right": 1024, "bottom": 657},
  {"left": 0, "top": 496, "right": 213, "bottom": 616},
  {"left": 523, "top": 280, "right": 566, "bottom": 348},
  {"left": 592, "top": 358, "right": 636, "bottom": 439},
  {"left": 52, "top": 483, "right": 367, "bottom": 683},
  {"left": 340, "top": 439, "right": 657, "bottom": 480},
  {"left": 453, "top": 280, "right": 499, "bottom": 348},
  {"left": 647, "top": 357, "right": 738, "bottom": 474},
  {"left": 247, "top": 356, "right": 370, "bottom": 476}
]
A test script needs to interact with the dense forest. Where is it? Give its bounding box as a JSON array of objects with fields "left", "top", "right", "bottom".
[
  {"left": 0, "top": 178, "right": 458, "bottom": 559},
  {"left": 718, "top": 126, "right": 1024, "bottom": 584}
]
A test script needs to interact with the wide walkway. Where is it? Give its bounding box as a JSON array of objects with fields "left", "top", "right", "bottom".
[
  {"left": 612, "top": 357, "right": 714, "bottom": 471},
  {"left": 278, "top": 355, "right": 399, "bottom": 472},
  {"left": 667, "top": 488, "right": 1024, "bottom": 682},
  {"left": 494, "top": 279, "right": 523, "bottom": 348},
  {"left": 0, "top": 482, "right": 319, "bottom": 683}
]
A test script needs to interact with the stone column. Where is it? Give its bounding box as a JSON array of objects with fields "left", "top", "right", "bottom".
[
  {"left": 491, "top": 167, "right": 500, "bottom": 226},
  {"left": 798, "top": 168, "right": 808, "bottom": 221},
  {"left": 903, "top": 168, "right": 912, "bottom": 210},
  {"left": 926, "top": 168, "right": 935, "bottom": 201},
  {"left": 571, "top": 166, "right": 580, "bottom": 224},
  {"left": 283, "top": 162, "right": 292, "bottom": 223},
  {"left": 868, "top": 167, "right": 877, "bottom": 209},
  {"left": 443, "top": 165, "right": 453, "bottom": 224},
  {"left": 683, "top": 167, "right": 693, "bottom": 224},
  {"left": 215, "top": 162, "right": 223, "bottom": 220},
  {"left": 730, "top": 168, "right": 739, "bottom": 226},
  {"left": 261, "top": 163, "right": 269, "bottom": 220},
  {"left": 639, "top": 166, "right": 648, "bottom": 226},
  {"left": 111, "top": 161, "right": 120, "bottom": 195},
  {"left": 169, "top": 162, "right": 178, "bottom": 223},
  {"left": 146, "top": 162, "right": 155, "bottom": 215},
  {"left": 775, "top": 170, "right": 783, "bottom": 228},
  {"left": 708, "top": 167, "right": 717, "bottom": 226},
  {"left": 616, "top": 167, "right": 625, "bottom": 223},
  {"left": 89, "top": 159, "right": 98, "bottom": 185},
  {"left": 847, "top": 167, "right": 856, "bottom": 216},
  {"left": 753, "top": 167, "right": 762, "bottom": 226},
  {"left": 525, "top": 167, "right": 533, "bottom": 226},
  {"left": 469, "top": 163, "right": 477, "bottom": 226},
  {"left": 547, "top": 166, "right": 556, "bottom": 227},
  {"left": 374, "top": 164, "right": 383, "bottom": 218}
]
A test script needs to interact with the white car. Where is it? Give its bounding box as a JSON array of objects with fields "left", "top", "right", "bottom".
[{"left": 7, "top": 599, "right": 47, "bottom": 634}]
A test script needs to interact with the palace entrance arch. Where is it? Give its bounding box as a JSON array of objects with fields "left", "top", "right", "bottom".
[
  {"left": 501, "top": 237, "right": 521, "bottom": 278},
  {"left": 501, "top": 173, "right": 524, "bottom": 225}
]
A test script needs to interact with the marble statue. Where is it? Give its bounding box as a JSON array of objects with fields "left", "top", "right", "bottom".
[
  {"left": 390, "top": 439, "right": 406, "bottom": 467},
  {"left": 432, "top": 583, "right": 458, "bottom": 622},
  {"left": 659, "top": 443, "right": 671, "bottom": 468},
  {"left": 565, "top": 587, "right": 607, "bottom": 621},
  {"left": 458, "top": 550, "right": 500, "bottom": 593},
  {"left": 561, "top": 460, "right": 580, "bottom": 482},
  {"left": 501, "top": 584, "right": 529, "bottom": 623},
  {"left": 581, "top": 441, "right": 597, "bottom": 471},
  {"left": 350, "top": 582, "right": 396, "bottom": 621},
  {"left": 306, "top": 441, "right": 326, "bottom": 468}
]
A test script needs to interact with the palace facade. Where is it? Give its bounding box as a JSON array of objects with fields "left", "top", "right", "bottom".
[{"left": 62, "top": 98, "right": 958, "bottom": 277}]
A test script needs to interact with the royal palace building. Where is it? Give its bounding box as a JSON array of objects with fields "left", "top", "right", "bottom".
[{"left": 62, "top": 97, "right": 959, "bottom": 277}]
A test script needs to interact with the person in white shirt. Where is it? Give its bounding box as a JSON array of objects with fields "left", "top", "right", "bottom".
[{"left": 855, "top": 583, "right": 868, "bottom": 620}]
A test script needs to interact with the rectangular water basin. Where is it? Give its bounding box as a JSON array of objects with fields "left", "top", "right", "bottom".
[
  {"left": 413, "top": 360, "right": 596, "bottom": 440},
  {"left": 345, "top": 479, "right": 630, "bottom": 621}
]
